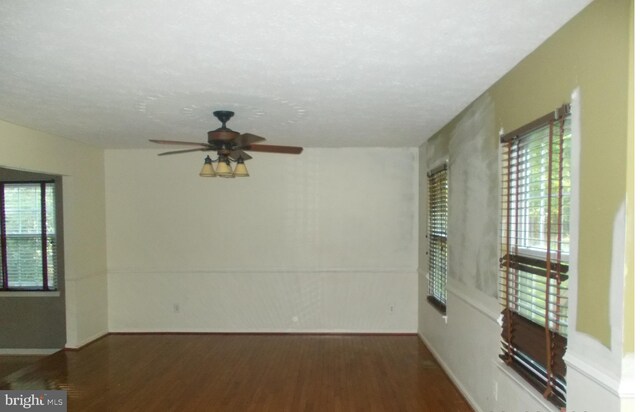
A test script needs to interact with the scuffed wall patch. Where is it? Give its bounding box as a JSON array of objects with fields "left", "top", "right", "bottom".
[{"left": 447, "top": 94, "right": 499, "bottom": 297}]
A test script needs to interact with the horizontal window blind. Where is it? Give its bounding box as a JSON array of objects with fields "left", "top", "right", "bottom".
[
  {"left": 499, "top": 105, "right": 571, "bottom": 408},
  {"left": 427, "top": 164, "right": 447, "bottom": 312},
  {"left": 0, "top": 182, "right": 57, "bottom": 291}
]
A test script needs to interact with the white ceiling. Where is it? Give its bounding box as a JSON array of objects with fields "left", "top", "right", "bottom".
[{"left": 0, "top": 0, "right": 592, "bottom": 149}]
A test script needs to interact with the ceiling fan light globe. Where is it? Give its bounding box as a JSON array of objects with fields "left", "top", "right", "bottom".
[
  {"left": 233, "top": 162, "right": 249, "bottom": 177},
  {"left": 215, "top": 160, "right": 234, "bottom": 177},
  {"left": 199, "top": 157, "right": 216, "bottom": 177}
]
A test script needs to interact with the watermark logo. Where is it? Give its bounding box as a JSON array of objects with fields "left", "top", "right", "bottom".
[{"left": 0, "top": 391, "right": 66, "bottom": 411}]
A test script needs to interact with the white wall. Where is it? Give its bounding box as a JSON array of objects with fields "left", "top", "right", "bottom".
[
  {"left": 0, "top": 120, "right": 108, "bottom": 349},
  {"left": 106, "top": 147, "right": 419, "bottom": 332}
]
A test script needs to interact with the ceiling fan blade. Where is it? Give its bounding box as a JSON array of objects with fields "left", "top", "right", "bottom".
[
  {"left": 245, "top": 144, "right": 303, "bottom": 154},
  {"left": 150, "top": 139, "right": 210, "bottom": 147},
  {"left": 229, "top": 150, "right": 253, "bottom": 161},
  {"left": 158, "top": 148, "right": 210, "bottom": 156},
  {"left": 235, "top": 133, "right": 267, "bottom": 147}
]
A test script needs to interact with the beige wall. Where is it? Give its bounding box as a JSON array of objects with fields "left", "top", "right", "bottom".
[
  {"left": 418, "top": 0, "right": 633, "bottom": 411},
  {"left": 0, "top": 120, "right": 108, "bottom": 348}
]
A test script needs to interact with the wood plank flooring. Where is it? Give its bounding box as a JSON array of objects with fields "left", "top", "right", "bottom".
[
  {"left": 0, "top": 355, "right": 44, "bottom": 378},
  {"left": 0, "top": 334, "right": 472, "bottom": 412}
]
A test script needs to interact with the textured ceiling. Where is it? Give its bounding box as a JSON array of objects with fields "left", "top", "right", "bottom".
[{"left": 0, "top": 0, "right": 592, "bottom": 149}]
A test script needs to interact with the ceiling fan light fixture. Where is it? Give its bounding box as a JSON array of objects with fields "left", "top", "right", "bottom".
[
  {"left": 233, "top": 158, "right": 249, "bottom": 177},
  {"left": 151, "top": 109, "right": 303, "bottom": 179},
  {"left": 199, "top": 155, "right": 216, "bottom": 177},
  {"left": 216, "top": 155, "right": 234, "bottom": 178}
]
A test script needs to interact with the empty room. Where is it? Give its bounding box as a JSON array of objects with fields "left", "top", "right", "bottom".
[{"left": 0, "top": 0, "right": 634, "bottom": 411}]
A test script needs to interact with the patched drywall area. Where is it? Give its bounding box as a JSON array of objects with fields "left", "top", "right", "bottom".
[{"left": 424, "top": 94, "right": 499, "bottom": 298}]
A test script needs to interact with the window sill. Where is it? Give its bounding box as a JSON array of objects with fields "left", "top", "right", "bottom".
[{"left": 0, "top": 291, "right": 61, "bottom": 297}]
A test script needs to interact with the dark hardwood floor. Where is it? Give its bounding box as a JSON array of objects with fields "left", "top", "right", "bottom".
[
  {"left": 0, "top": 334, "right": 472, "bottom": 412},
  {"left": 0, "top": 355, "right": 44, "bottom": 378}
]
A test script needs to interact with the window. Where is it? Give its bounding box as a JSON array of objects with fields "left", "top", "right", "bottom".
[
  {"left": 499, "top": 105, "right": 571, "bottom": 408},
  {"left": 427, "top": 163, "right": 448, "bottom": 313},
  {"left": 0, "top": 181, "right": 59, "bottom": 291}
]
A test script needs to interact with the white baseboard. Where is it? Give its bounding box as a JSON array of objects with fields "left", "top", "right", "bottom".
[
  {"left": 65, "top": 330, "right": 109, "bottom": 349},
  {"left": 108, "top": 328, "right": 416, "bottom": 335},
  {"left": 0, "top": 348, "right": 60, "bottom": 355}
]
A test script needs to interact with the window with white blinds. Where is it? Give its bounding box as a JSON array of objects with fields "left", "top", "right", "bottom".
[
  {"left": 427, "top": 164, "right": 448, "bottom": 313},
  {"left": 499, "top": 105, "right": 571, "bottom": 408},
  {"left": 0, "top": 181, "right": 58, "bottom": 291}
]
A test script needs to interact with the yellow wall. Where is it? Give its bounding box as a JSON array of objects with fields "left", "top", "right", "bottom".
[{"left": 623, "top": 0, "right": 634, "bottom": 354}]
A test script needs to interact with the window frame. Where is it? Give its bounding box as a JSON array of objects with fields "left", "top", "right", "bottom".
[
  {"left": 0, "top": 178, "right": 61, "bottom": 292},
  {"left": 498, "top": 104, "right": 571, "bottom": 408},
  {"left": 426, "top": 162, "right": 448, "bottom": 314}
]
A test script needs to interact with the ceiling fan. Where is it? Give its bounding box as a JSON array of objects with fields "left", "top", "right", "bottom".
[{"left": 149, "top": 110, "right": 303, "bottom": 177}]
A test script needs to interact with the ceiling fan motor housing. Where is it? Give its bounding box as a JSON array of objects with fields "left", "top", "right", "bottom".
[{"left": 207, "top": 129, "right": 239, "bottom": 143}]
